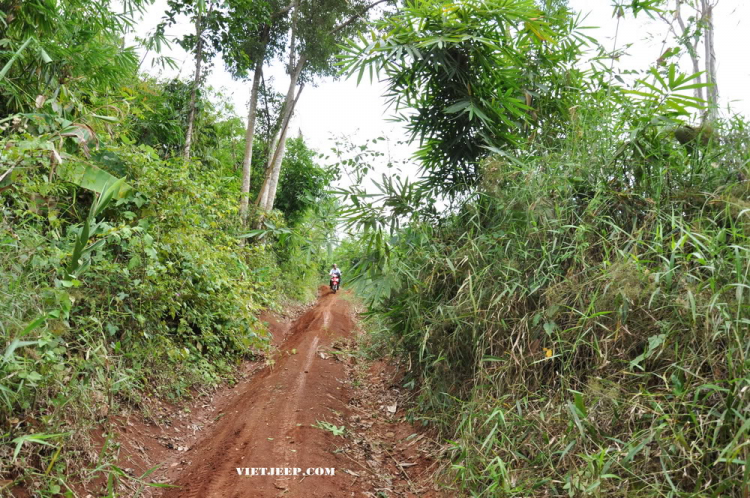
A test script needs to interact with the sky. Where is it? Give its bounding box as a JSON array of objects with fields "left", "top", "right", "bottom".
[
  {"left": 131, "top": 1, "right": 750, "bottom": 180},
  {"left": 568, "top": 0, "right": 750, "bottom": 116}
]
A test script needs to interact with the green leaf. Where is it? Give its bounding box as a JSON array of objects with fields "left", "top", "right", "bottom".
[
  {"left": 20, "top": 315, "right": 47, "bottom": 338},
  {"left": 82, "top": 238, "right": 106, "bottom": 256},
  {"left": 91, "top": 114, "right": 119, "bottom": 123},
  {"left": 238, "top": 230, "right": 264, "bottom": 239},
  {"left": 38, "top": 46, "right": 52, "bottom": 64},
  {"left": 3, "top": 340, "right": 41, "bottom": 362},
  {"left": 445, "top": 101, "right": 470, "bottom": 113},
  {"left": 93, "top": 177, "right": 126, "bottom": 217},
  {"left": 57, "top": 162, "right": 129, "bottom": 198},
  {"left": 0, "top": 37, "right": 34, "bottom": 81},
  {"left": 12, "top": 433, "right": 68, "bottom": 461}
]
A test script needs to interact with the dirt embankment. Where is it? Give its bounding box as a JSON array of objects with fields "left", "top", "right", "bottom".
[{"left": 100, "top": 286, "right": 444, "bottom": 498}]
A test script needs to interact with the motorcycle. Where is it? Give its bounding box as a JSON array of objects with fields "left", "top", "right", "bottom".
[{"left": 330, "top": 274, "right": 340, "bottom": 294}]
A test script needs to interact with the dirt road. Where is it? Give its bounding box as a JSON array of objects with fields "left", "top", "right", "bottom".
[{"left": 158, "top": 286, "right": 439, "bottom": 498}]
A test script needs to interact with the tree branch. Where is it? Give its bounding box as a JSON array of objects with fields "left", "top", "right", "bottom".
[
  {"left": 330, "top": 0, "right": 392, "bottom": 36},
  {"left": 0, "top": 161, "right": 19, "bottom": 184},
  {"left": 273, "top": 2, "right": 295, "bottom": 18}
]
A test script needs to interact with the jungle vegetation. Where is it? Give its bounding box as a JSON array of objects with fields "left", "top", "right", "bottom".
[
  {"left": 336, "top": 0, "right": 749, "bottom": 496},
  {"left": 1, "top": 0, "right": 748, "bottom": 496}
]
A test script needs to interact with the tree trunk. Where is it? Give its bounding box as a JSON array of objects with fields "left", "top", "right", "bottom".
[
  {"left": 264, "top": 126, "right": 289, "bottom": 211},
  {"left": 183, "top": 10, "right": 205, "bottom": 161},
  {"left": 674, "top": 0, "right": 704, "bottom": 102},
  {"left": 256, "top": 0, "right": 302, "bottom": 211},
  {"left": 265, "top": 83, "right": 304, "bottom": 211},
  {"left": 254, "top": 0, "right": 385, "bottom": 214},
  {"left": 256, "top": 57, "right": 305, "bottom": 211},
  {"left": 257, "top": 126, "right": 282, "bottom": 210},
  {"left": 701, "top": 0, "right": 718, "bottom": 121},
  {"left": 239, "top": 59, "right": 264, "bottom": 224}
]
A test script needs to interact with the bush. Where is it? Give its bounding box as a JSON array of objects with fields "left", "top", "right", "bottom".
[
  {"left": 345, "top": 112, "right": 750, "bottom": 496},
  {"left": 0, "top": 139, "right": 288, "bottom": 489}
]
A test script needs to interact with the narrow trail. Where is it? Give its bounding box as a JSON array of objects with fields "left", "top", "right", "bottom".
[{"left": 155, "top": 286, "right": 433, "bottom": 498}]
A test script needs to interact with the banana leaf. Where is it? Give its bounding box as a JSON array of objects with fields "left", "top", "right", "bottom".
[{"left": 57, "top": 161, "right": 130, "bottom": 198}]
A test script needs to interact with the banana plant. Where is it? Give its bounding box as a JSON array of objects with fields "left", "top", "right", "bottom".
[{"left": 65, "top": 177, "right": 126, "bottom": 278}]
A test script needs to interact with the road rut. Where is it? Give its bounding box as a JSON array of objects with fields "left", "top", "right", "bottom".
[{"left": 161, "top": 286, "right": 361, "bottom": 498}]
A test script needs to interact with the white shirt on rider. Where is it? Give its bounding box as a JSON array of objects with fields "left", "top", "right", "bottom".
[{"left": 329, "top": 268, "right": 342, "bottom": 277}]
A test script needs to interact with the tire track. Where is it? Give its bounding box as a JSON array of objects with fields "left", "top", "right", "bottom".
[{"left": 161, "top": 288, "right": 358, "bottom": 498}]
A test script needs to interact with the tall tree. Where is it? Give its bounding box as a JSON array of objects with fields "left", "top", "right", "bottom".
[
  {"left": 182, "top": 3, "right": 209, "bottom": 160},
  {"left": 256, "top": 0, "right": 392, "bottom": 213},
  {"left": 658, "top": 0, "right": 720, "bottom": 120},
  {"left": 258, "top": 79, "right": 304, "bottom": 211},
  {"left": 700, "top": 0, "right": 718, "bottom": 121},
  {"left": 222, "top": 0, "right": 291, "bottom": 224},
  {"left": 162, "top": 0, "right": 229, "bottom": 161},
  {"left": 264, "top": 83, "right": 304, "bottom": 210},
  {"left": 257, "top": 0, "right": 304, "bottom": 212},
  {"left": 239, "top": 58, "right": 265, "bottom": 221},
  {"left": 667, "top": 0, "right": 704, "bottom": 101}
]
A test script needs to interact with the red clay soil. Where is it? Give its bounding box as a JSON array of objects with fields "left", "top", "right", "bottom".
[
  {"left": 150, "top": 286, "right": 444, "bottom": 498},
  {"left": 7, "top": 288, "right": 444, "bottom": 498}
]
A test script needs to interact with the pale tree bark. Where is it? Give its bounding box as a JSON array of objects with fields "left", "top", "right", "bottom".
[
  {"left": 257, "top": 126, "right": 281, "bottom": 210},
  {"left": 255, "top": 0, "right": 390, "bottom": 214},
  {"left": 662, "top": 1, "right": 720, "bottom": 120},
  {"left": 701, "top": 0, "right": 719, "bottom": 121},
  {"left": 674, "top": 0, "right": 704, "bottom": 102},
  {"left": 256, "top": 61, "right": 305, "bottom": 211},
  {"left": 256, "top": 0, "right": 302, "bottom": 211},
  {"left": 266, "top": 83, "right": 305, "bottom": 211},
  {"left": 239, "top": 59, "right": 264, "bottom": 224},
  {"left": 183, "top": 7, "right": 208, "bottom": 161},
  {"left": 264, "top": 130, "right": 288, "bottom": 210},
  {"left": 258, "top": 138, "right": 282, "bottom": 210}
]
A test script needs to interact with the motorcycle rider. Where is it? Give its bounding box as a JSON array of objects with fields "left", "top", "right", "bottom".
[{"left": 329, "top": 264, "right": 342, "bottom": 289}]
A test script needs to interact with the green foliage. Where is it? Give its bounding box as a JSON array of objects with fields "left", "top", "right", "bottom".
[
  {"left": 3, "top": 0, "right": 746, "bottom": 496},
  {"left": 240, "top": 193, "right": 340, "bottom": 302},
  {"left": 128, "top": 77, "right": 246, "bottom": 164},
  {"left": 65, "top": 177, "right": 125, "bottom": 277},
  {"left": 0, "top": 134, "right": 286, "bottom": 483},
  {"left": 276, "top": 136, "right": 338, "bottom": 225},
  {"left": 297, "top": 0, "right": 388, "bottom": 80},
  {"left": 337, "top": 3, "right": 748, "bottom": 496},
  {"left": 313, "top": 419, "right": 346, "bottom": 437},
  {"left": 343, "top": 110, "right": 749, "bottom": 494},
  {"left": 0, "top": 0, "right": 152, "bottom": 114},
  {"left": 128, "top": 78, "right": 193, "bottom": 156},
  {"left": 161, "top": 0, "right": 270, "bottom": 73},
  {"left": 220, "top": 0, "right": 290, "bottom": 79},
  {"left": 0, "top": 7, "right": 332, "bottom": 491},
  {"left": 339, "top": 0, "right": 590, "bottom": 194}
]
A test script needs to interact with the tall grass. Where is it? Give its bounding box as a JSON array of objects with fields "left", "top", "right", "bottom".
[{"left": 355, "top": 111, "right": 750, "bottom": 495}]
